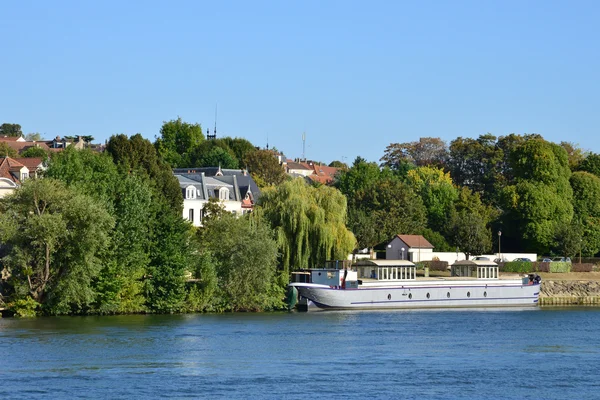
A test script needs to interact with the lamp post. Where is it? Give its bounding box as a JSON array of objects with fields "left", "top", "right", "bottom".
[
  {"left": 401, "top": 247, "right": 405, "bottom": 260},
  {"left": 498, "top": 231, "right": 502, "bottom": 261}
]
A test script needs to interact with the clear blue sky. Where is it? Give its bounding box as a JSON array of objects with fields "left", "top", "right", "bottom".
[{"left": 2, "top": 0, "right": 599, "bottom": 164}]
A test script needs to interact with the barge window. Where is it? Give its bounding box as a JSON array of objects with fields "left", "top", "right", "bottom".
[
  {"left": 426, "top": 293, "right": 430, "bottom": 299},
  {"left": 447, "top": 292, "right": 450, "bottom": 298},
  {"left": 467, "top": 291, "right": 470, "bottom": 298},
  {"left": 484, "top": 291, "right": 487, "bottom": 297}
]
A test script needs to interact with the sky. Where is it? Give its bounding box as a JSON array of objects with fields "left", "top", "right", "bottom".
[{"left": 1, "top": 0, "right": 599, "bottom": 164}]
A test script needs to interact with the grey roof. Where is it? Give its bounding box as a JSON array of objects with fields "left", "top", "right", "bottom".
[{"left": 173, "top": 167, "right": 261, "bottom": 201}]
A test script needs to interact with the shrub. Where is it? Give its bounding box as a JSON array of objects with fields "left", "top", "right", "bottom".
[
  {"left": 549, "top": 262, "right": 571, "bottom": 273},
  {"left": 423, "top": 260, "right": 448, "bottom": 271},
  {"left": 536, "top": 262, "right": 550, "bottom": 273},
  {"left": 571, "top": 263, "right": 593, "bottom": 272},
  {"left": 501, "top": 261, "right": 533, "bottom": 273},
  {"left": 7, "top": 297, "right": 40, "bottom": 317}
]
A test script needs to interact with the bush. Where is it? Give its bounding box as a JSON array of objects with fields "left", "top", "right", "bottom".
[
  {"left": 571, "top": 263, "right": 593, "bottom": 272},
  {"left": 423, "top": 260, "right": 448, "bottom": 271},
  {"left": 501, "top": 261, "right": 534, "bottom": 273},
  {"left": 536, "top": 262, "right": 550, "bottom": 273},
  {"left": 7, "top": 297, "right": 40, "bottom": 317},
  {"left": 549, "top": 262, "right": 571, "bottom": 273}
]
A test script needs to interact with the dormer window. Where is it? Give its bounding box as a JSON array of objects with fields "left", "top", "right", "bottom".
[
  {"left": 185, "top": 186, "right": 196, "bottom": 200},
  {"left": 219, "top": 187, "right": 229, "bottom": 200}
]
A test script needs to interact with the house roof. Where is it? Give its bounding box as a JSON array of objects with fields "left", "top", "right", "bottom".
[
  {"left": 393, "top": 235, "right": 434, "bottom": 249},
  {"left": 13, "top": 157, "right": 44, "bottom": 171},
  {"left": 173, "top": 167, "right": 261, "bottom": 201},
  {"left": 286, "top": 161, "right": 312, "bottom": 171},
  {"left": 307, "top": 164, "right": 340, "bottom": 185},
  {"left": 0, "top": 157, "right": 25, "bottom": 184},
  {"left": 0, "top": 136, "right": 25, "bottom": 142},
  {"left": 0, "top": 141, "right": 51, "bottom": 154}
]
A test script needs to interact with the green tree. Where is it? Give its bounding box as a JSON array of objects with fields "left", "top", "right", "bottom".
[
  {"left": 188, "top": 139, "right": 239, "bottom": 169},
  {"left": 155, "top": 117, "right": 205, "bottom": 167},
  {"left": 258, "top": 178, "right": 356, "bottom": 275},
  {"left": 381, "top": 137, "right": 448, "bottom": 169},
  {"left": 0, "top": 142, "right": 18, "bottom": 157},
  {"left": 560, "top": 142, "right": 586, "bottom": 171},
  {"left": 245, "top": 149, "right": 286, "bottom": 187},
  {"left": 335, "top": 156, "right": 388, "bottom": 195},
  {"left": 0, "top": 179, "right": 114, "bottom": 314},
  {"left": 0, "top": 123, "right": 22, "bottom": 137},
  {"left": 500, "top": 139, "right": 573, "bottom": 254},
  {"left": 200, "top": 213, "right": 282, "bottom": 311},
  {"left": 20, "top": 146, "right": 48, "bottom": 158},
  {"left": 222, "top": 137, "right": 257, "bottom": 166},
  {"left": 405, "top": 166, "right": 458, "bottom": 234},
  {"left": 25, "top": 132, "right": 43, "bottom": 141},
  {"left": 578, "top": 153, "right": 600, "bottom": 178},
  {"left": 570, "top": 171, "right": 600, "bottom": 256},
  {"left": 328, "top": 160, "right": 348, "bottom": 169}
]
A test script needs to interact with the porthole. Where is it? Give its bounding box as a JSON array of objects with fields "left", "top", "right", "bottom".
[
  {"left": 467, "top": 291, "right": 471, "bottom": 298},
  {"left": 318, "top": 272, "right": 322, "bottom": 276},
  {"left": 426, "top": 293, "right": 430, "bottom": 299},
  {"left": 387, "top": 294, "right": 391, "bottom": 300},
  {"left": 484, "top": 291, "right": 487, "bottom": 297},
  {"left": 408, "top": 293, "right": 412, "bottom": 299},
  {"left": 447, "top": 292, "right": 450, "bottom": 298}
]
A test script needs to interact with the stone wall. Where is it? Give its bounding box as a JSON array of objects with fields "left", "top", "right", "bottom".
[{"left": 540, "top": 280, "right": 600, "bottom": 306}]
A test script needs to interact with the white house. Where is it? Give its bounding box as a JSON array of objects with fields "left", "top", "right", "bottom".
[
  {"left": 386, "top": 234, "right": 435, "bottom": 262},
  {"left": 0, "top": 157, "right": 29, "bottom": 198},
  {"left": 173, "top": 166, "right": 260, "bottom": 227}
]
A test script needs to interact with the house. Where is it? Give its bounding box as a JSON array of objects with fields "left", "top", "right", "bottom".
[
  {"left": 13, "top": 157, "right": 46, "bottom": 178},
  {"left": 304, "top": 162, "right": 340, "bottom": 185},
  {"left": 285, "top": 160, "right": 314, "bottom": 177},
  {"left": 0, "top": 157, "right": 29, "bottom": 198},
  {"left": 46, "top": 135, "right": 86, "bottom": 150},
  {"left": 173, "top": 166, "right": 261, "bottom": 227},
  {"left": 0, "top": 135, "right": 26, "bottom": 142},
  {"left": 386, "top": 234, "right": 434, "bottom": 262},
  {"left": 0, "top": 135, "right": 52, "bottom": 155}
]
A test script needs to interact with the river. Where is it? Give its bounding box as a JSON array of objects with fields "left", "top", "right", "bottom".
[{"left": 1, "top": 308, "right": 599, "bottom": 399}]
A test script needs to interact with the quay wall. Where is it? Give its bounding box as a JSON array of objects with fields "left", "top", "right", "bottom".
[{"left": 540, "top": 280, "right": 600, "bottom": 306}]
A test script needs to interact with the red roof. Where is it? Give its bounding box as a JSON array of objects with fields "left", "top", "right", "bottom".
[
  {"left": 393, "top": 235, "right": 434, "bottom": 249},
  {"left": 0, "top": 136, "right": 24, "bottom": 142},
  {"left": 0, "top": 157, "right": 25, "bottom": 184},
  {"left": 13, "top": 157, "right": 44, "bottom": 171},
  {"left": 0, "top": 141, "right": 51, "bottom": 154}
]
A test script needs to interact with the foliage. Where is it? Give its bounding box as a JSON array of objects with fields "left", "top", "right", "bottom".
[
  {"left": 571, "top": 263, "right": 593, "bottom": 272},
  {"left": 549, "top": 262, "right": 571, "bottom": 273},
  {"left": 0, "top": 123, "right": 22, "bottom": 137},
  {"left": 421, "top": 228, "right": 453, "bottom": 251},
  {"left": 0, "top": 179, "right": 114, "bottom": 314},
  {"left": 25, "top": 132, "right": 43, "bottom": 141},
  {"left": 554, "top": 221, "right": 583, "bottom": 259},
  {"left": 405, "top": 166, "right": 458, "bottom": 234},
  {"left": 258, "top": 178, "right": 356, "bottom": 274},
  {"left": 7, "top": 297, "right": 40, "bottom": 317},
  {"left": 500, "top": 139, "right": 573, "bottom": 254},
  {"left": 245, "top": 149, "right": 286, "bottom": 187},
  {"left": 578, "top": 153, "right": 600, "bottom": 177},
  {"left": 201, "top": 197, "right": 227, "bottom": 224},
  {"left": 381, "top": 137, "right": 447, "bottom": 169},
  {"left": 0, "top": 142, "right": 18, "bottom": 158},
  {"left": 188, "top": 139, "right": 239, "bottom": 169},
  {"left": 501, "top": 261, "right": 535, "bottom": 273},
  {"left": 221, "top": 137, "right": 257, "bottom": 166},
  {"left": 20, "top": 146, "right": 48, "bottom": 158},
  {"left": 155, "top": 117, "right": 204, "bottom": 167},
  {"left": 328, "top": 160, "right": 348, "bottom": 169},
  {"left": 200, "top": 213, "right": 283, "bottom": 311},
  {"left": 560, "top": 142, "right": 586, "bottom": 171},
  {"left": 570, "top": 171, "right": 600, "bottom": 256}
]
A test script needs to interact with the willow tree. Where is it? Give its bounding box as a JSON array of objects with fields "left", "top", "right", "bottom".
[{"left": 258, "top": 178, "right": 355, "bottom": 275}]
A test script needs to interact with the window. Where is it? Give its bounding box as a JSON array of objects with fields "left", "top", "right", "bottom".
[
  {"left": 185, "top": 186, "right": 196, "bottom": 200},
  {"left": 219, "top": 187, "right": 229, "bottom": 200},
  {"left": 21, "top": 172, "right": 29, "bottom": 180},
  {"left": 188, "top": 209, "right": 194, "bottom": 222}
]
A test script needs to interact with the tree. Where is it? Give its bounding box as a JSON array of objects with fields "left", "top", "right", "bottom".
[
  {"left": 447, "top": 134, "right": 503, "bottom": 201},
  {"left": 349, "top": 178, "right": 427, "bottom": 250},
  {"left": 335, "top": 156, "right": 388, "bottom": 195},
  {"left": 570, "top": 171, "right": 600, "bottom": 256},
  {"left": 201, "top": 197, "right": 227, "bottom": 224},
  {"left": 155, "top": 117, "right": 204, "bottom": 167},
  {"left": 221, "top": 137, "right": 257, "bottom": 166},
  {"left": 188, "top": 139, "right": 239, "bottom": 169},
  {"left": 560, "top": 142, "right": 586, "bottom": 171},
  {"left": 200, "top": 213, "right": 281, "bottom": 311},
  {"left": 25, "top": 132, "right": 43, "bottom": 141},
  {"left": 0, "top": 142, "right": 18, "bottom": 158},
  {"left": 244, "top": 149, "right": 286, "bottom": 187},
  {"left": 405, "top": 166, "right": 458, "bottom": 234},
  {"left": 258, "top": 178, "right": 356, "bottom": 275},
  {"left": 328, "top": 160, "right": 348, "bottom": 169},
  {"left": 500, "top": 139, "right": 573, "bottom": 254},
  {"left": 0, "top": 123, "right": 22, "bottom": 137},
  {"left": 381, "top": 137, "right": 448, "bottom": 169},
  {"left": 0, "top": 179, "right": 114, "bottom": 314},
  {"left": 20, "top": 146, "right": 48, "bottom": 158},
  {"left": 578, "top": 153, "right": 600, "bottom": 178}
]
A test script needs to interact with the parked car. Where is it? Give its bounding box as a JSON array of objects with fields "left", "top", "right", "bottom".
[
  {"left": 473, "top": 256, "right": 490, "bottom": 261},
  {"left": 541, "top": 257, "right": 552, "bottom": 262},
  {"left": 513, "top": 257, "right": 532, "bottom": 262},
  {"left": 552, "top": 257, "right": 571, "bottom": 263}
]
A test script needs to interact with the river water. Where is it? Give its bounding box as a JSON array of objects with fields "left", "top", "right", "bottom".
[{"left": 1, "top": 308, "right": 599, "bottom": 399}]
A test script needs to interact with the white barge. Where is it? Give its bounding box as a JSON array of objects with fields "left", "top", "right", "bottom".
[{"left": 288, "top": 259, "right": 540, "bottom": 311}]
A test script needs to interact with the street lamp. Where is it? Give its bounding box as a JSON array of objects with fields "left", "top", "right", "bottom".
[
  {"left": 401, "top": 247, "right": 405, "bottom": 260},
  {"left": 498, "top": 231, "right": 502, "bottom": 261}
]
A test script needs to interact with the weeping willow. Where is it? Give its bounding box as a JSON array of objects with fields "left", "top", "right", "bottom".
[{"left": 257, "top": 178, "right": 356, "bottom": 274}]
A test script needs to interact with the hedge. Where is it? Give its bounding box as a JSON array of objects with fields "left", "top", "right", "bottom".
[
  {"left": 571, "top": 263, "right": 593, "bottom": 272},
  {"left": 549, "top": 262, "right": 571, "bottom": 273},
  {"left": 422, "top": 260, "right": 449, "bottom": 271}
]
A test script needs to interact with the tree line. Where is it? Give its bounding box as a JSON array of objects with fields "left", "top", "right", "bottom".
[{"left": 2, "top": 118, "right": 599, "bottom": 316}]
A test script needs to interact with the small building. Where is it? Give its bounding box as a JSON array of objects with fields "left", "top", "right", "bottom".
[
  {"left": 0, "top": 157, "right": 29, "bottom": 198},
  {"left": 386, "top": 234, "right": 434, "bottom": 262},
  {"left": 450, "top": 259, "right": 498, "bottom": 280}
]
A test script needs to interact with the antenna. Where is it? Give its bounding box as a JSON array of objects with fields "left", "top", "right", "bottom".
[
  {"left": 266, "top": 133, "right": 269, "bottom": 150},
  {"left": 207, "top": 104, "right": 217, "bottom": 140},
  {"left": 214, "top": 104, "right": 217, "bottom": 136},
  {"left": 302, "top": 132, "right": 306, "bottom": 161}
]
